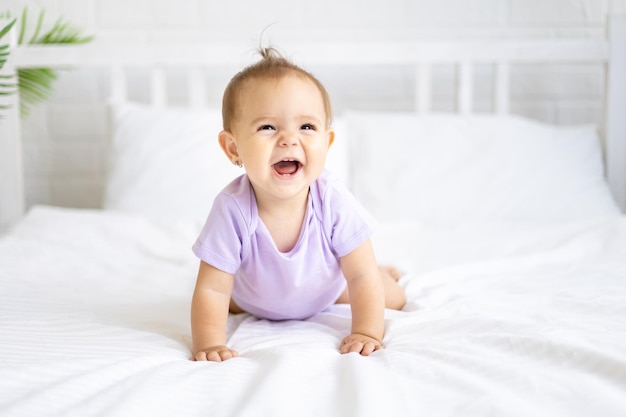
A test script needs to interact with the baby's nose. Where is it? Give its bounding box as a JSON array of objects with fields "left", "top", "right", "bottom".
[{"left": 279, "top": 131, "right": 299, "bottom": 146}]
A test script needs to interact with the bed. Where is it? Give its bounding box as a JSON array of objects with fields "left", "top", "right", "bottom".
[{"left": 1, "top": 16, "right": 626, "bottom": 417}]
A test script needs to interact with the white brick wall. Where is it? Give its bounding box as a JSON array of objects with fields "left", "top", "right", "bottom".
[{"left": 4, "top": 0, "right": 624, "bottom": 209}]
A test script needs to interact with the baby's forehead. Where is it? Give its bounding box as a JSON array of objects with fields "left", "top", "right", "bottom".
[{"left": 233, "top": 71, "right": 332, "bottom": 126}]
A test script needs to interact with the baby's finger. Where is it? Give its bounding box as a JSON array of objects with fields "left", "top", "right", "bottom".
[
  {"left": 207, "top": 350, "right": 224, "bottom": 362},
  {"left": 219, "top": 349, "right": 238, "bottom": 361},
  {"left": 339, "top": 340, "right": 357, "bottom": 354},
  {"left": 194, "top": 351, "right": 208, "bottom": 361},
  {"left": 348, "top": 341, "right": 364, "bottom": 354},
  {"left": 361, "top": 342, "right": 378, "bottom": 356},
  {"left": 339, "top": 338, "right": 350, "bottom": 353}
]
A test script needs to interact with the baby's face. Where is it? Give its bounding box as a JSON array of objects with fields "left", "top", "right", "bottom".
[{"left": 226, "top": 74, "right": 334, "bottom": 207}]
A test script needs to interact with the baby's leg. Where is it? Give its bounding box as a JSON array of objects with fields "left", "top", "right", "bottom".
[
  {"left": 336, "top": 266, "right": 406, "bottom": 310},
  {"left": 379, "top": 266, "right": 406, "bottom": 310},
  {"left": 380, "top": 265, "right": 402, "bottom": 281}
]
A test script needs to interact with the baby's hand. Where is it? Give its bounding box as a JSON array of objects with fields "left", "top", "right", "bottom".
[
  {"left": 193, "top": 345, "right": 239, "bottom": 362},
  {"left": 340, "top": 333, "right": 383, "bottom": 356}
]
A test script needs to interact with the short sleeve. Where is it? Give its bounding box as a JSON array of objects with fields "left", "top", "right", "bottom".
[
  {"left": 192, "top": 193, "right": 248, "bottom": 274},
  {"left": 314, "top": 171, "right": 377, "bottom": 258}
]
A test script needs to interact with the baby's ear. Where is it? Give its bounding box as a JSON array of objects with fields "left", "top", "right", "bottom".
[
  {"left": 218, "top": 130, "right": 240, "bottom": 162},
  {"left": 326, "top": 128, "right": 335, "bottom": 149}
]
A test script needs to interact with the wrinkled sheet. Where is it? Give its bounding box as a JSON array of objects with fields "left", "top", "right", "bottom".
[{"left": 1, "top": 206, "right": 625, "bottom": 417}]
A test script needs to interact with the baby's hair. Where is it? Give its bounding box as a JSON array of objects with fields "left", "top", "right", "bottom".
[{"left": 221, "top": 46, "right": 333, "bottom": 131}]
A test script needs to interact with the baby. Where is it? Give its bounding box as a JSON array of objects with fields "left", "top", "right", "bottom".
[{"left": 191, "top": 47, "right": 406, "bottom": 361}]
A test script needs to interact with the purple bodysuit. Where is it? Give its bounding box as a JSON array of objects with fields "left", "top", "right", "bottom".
[{"left": 192, "top": 170, "right": 376, "bottom": 320}]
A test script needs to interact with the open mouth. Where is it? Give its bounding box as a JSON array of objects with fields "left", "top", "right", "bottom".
[{"left": 273, "top": 159, "right": 302, "bottom": 176}]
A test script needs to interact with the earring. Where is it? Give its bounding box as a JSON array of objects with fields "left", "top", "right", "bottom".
[{"left": 234, "top": 160, "right": 242, "bottom": 168}]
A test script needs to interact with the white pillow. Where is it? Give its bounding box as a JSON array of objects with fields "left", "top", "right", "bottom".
[
  {"left": 347, "top": 112, "right": 620, "bottom": 223},
  {"left": 104, "top": 101, "right": 350, "bottom": 223},
  {"left": 104, "top": 102, "right": 241, "bottom": 223}
]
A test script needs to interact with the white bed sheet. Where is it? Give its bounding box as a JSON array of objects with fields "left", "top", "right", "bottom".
[{"left": 1, "top": 206, "right": 626, "bottom": 416}]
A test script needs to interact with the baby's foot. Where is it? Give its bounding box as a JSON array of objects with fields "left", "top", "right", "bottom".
[{"left": 380, "top": 265, "right": 403, "bottom": 281}]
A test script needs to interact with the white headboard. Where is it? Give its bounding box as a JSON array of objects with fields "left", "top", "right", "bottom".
[{"left": 1, "top": 16, "right": 625, "bottom": 233}]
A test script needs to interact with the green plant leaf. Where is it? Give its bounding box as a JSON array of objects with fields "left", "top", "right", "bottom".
[
  {"left": 6, "top": 8, "right": 94, "bottom": 118},
  {"left": 0, "top": 18, "right": 18, "bottom": 117},
  {"left": 28, "top": 9, "right": 45, "bottom": 44},
  {"left": 18, "top": 67, "right": 58, "bottom": 117},
  {"left": 0, "top": 17, "right": 16, "bottom": 39},
  {"left": 1, "top": 8, "right": 94, "bottom": 118}
]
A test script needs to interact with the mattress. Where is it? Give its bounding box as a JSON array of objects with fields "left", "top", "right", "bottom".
[{"left": 1, "top": 205, "right": 625, "bottom": 416}]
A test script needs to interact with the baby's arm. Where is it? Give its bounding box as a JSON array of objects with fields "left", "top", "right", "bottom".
[
  {"left": 339, "top": 239, "right": 385, "bottom": 356},
  {"left": 191, "top": 261, "right": 238, "bottom": 361}
]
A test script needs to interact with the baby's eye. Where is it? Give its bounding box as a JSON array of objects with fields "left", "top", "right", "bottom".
[
  {"left": 301, "top": 124, "right": 316, "bottom": 131},
  {"left": 259, "top": 125, "right": 276, "bottom": 131}
]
